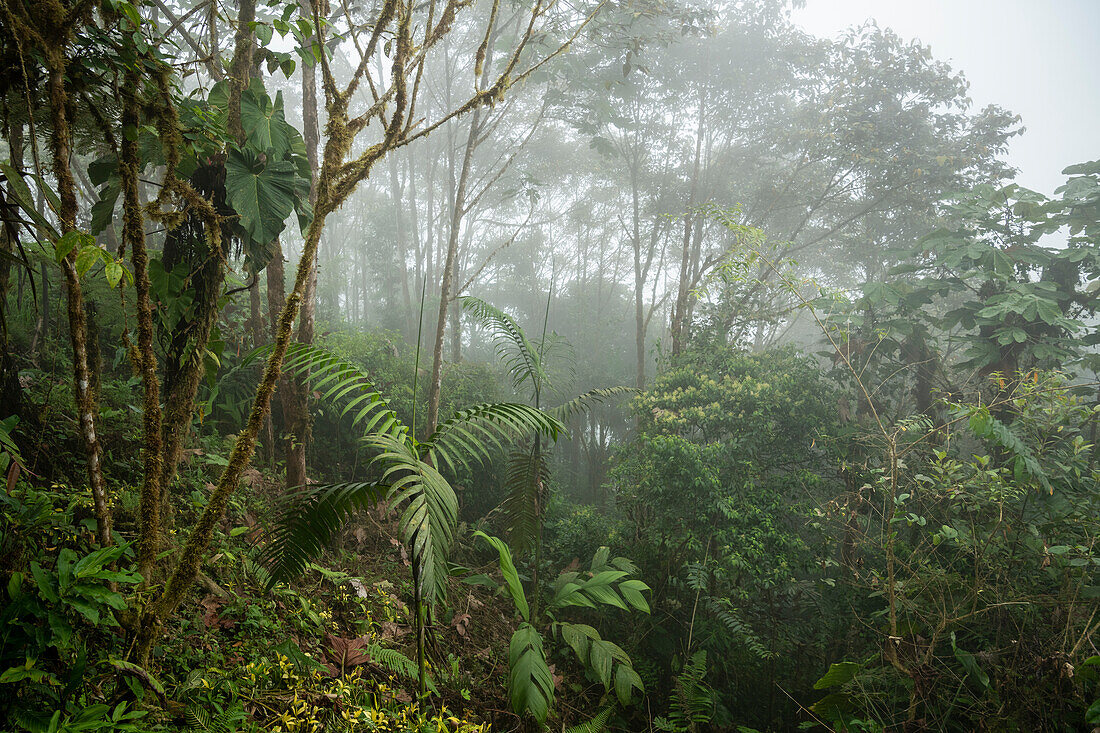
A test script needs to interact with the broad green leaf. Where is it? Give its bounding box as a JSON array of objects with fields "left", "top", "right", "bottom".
[
  {"left": 813, "top": 661, "right": 861, "bottom": 689},
  {"left": 225, "top": 147, "right": 297, "bottom": 245}
]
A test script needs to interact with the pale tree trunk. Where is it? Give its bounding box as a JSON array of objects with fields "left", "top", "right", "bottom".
[
  {"left": 426, "top": 105, "right": 483, "bottom": 433},
  {"left": 389, "top": 153, "right": 414, "bottom": 336},
  {"left": 631, "top": 159, "right": 646, "bottom": 391},
  {"left": 671, "top": 94, "right": 705, "bottom": 357}
]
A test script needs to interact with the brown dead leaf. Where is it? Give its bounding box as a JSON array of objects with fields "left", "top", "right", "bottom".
[
  {"left": 549, "top": 664, "right": 564, "bottom": 690},
  {"left": 451, "top": 613, "right": 471, "bottom": 637},
  {"left": 323, "top": 634, "right": 371, "bottom": 670},
  {"left": 200, "top": 596, "right": 235, "bottom": 630},
  {"left": 379, "top": 621, "right": 410, "bottom": 640}
]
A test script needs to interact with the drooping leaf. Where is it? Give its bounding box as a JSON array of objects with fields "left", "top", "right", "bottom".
[
  {"left": 508, "top": 623, "right": 554, "bottom": 724},
  {"left": 225, "top": 147, "right": 297, "bottom": 245},
  {"left": 473, "top": 531, "right": 530, "bottom": 622}
]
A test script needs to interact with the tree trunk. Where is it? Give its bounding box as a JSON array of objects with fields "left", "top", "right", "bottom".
[
  {"left": 671, "top": 95, "right": 705, "bottom": 357},
  {"left": 121, "top": 68, "right": 164, "bottom": 580},
  {"left": 281, "top": 0, "right": 322, "bottom": 492},
  {"left": 47, "top": 56, "right": 112, "bottom": 546},
  {"left": 426, "top": 106, "right": 482, "bottom": 433}
]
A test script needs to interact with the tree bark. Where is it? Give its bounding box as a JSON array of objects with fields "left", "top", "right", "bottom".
[
  {"left": 44, "top": 38, "right": 112, "bottom": 547},
  {"left": 426, "top": 106, "right": 483, "bottom": 433},
  {"left": 121, "top": 68, "right": 164, "bottom": 581},
  {"left": 281, "top": 0, "right": 323, "bottom": 491},
  {"left": 671, "top": 94, "right": 705, "bottom": 357}
]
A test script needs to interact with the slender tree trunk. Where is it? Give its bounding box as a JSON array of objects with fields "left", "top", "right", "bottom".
[
  {"left": 671, "top": 95, "right": 705, "bottom": 357},
  {"left": 121, "top": 68, "right": 164, "bottom": 580},
  {"left": 426, "top": 106, "right": 482, "bottom": 433},
  {"left": 631, "top": 162, "right": 646, "bottom": 391},
  {"left": 389, "top": 154, "right": 413, "bottom": 336},
  {"left": 0, "top": 124, "right": 24, "bottom": 416},
  {"left": 43, "top": 43, "right": 112, "bottom": 546},
  {"left": 282, "top": 1, "right": 322, "bottom": 490},
  {"left": 158, "top": 0, "right": 254, "bottom": 506}
]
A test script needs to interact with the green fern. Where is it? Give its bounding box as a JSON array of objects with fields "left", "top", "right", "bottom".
[
  {"left": 183, "top": 702, "right": 247, "bottom": 733},
  {"left": 962, "top": 404, "right": 1052, "bottom": 493},
  {"left": 657, "top": 651, "right": 714, "bottom": 733},
  {"left": 549, "top": 386, "right": 637, "bottom": 423},
  {"left": 564, "top": 707, "right": 613, "bottom": 733},
  {"left": 365, "top": 643, "right": 436, "bottom": 691},
  {"left": 501, "top": 445, "right": 550, "bottom": 556},
  {"left": 461, "top": 295, "right": 549, "bottom": 394},
  {"left": 280, "top": 342, "right": 405, "bottom": 439},
  {"left": 261, "top": 342, "right": 562, "bottom": 700}
]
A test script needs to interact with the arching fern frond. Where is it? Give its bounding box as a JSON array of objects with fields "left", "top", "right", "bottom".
[
  {"left": 668, "top": 651, "right": 714, "bottom": 731},
  {"left": 564, "top": 707, "right": 613, "bottom": 733},
  {"left": 280, "top": 342, "right": 407, "bottom": 439},
  {"left": 260, "top": 481, "right": 386, "bottom": 588},
  {"left": 363, "top": 433, "right": 458, "bottom": 605},
  {"left": 422, "top": 402, "right": 564, "bottom": 475},
  {"left": 549, "top": 386, "right": 637, "bottom": 423},
  {"left": 365, "top": 643, "right": 435, "bottom": 692},
  {"left": 461, "top": 295, "right": 547, "bottom": 394}
]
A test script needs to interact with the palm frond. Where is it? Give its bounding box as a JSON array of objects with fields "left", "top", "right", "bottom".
[
  {"left": 501, "top": 444, "right": 550, "bottom": 556},
  {"left": 423, "top": 402, "right": 564, "bottom": 475},
  {"left": 364, "top": 433, "right": 458, "bottom": 605},
  {"left": 549, "top": 386, "right": 637, "bottom": 423},
  {"left": 461, "top": 295, "right": 547, "bottom": 393},
  {"left": 281, "top": 342, "right": 407, "bottom": 438},
  {"left": 260, "top": 481, "right": 387, "bottom": 588}
]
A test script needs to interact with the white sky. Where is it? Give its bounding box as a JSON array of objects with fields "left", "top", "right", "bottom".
[{"left": 792, "top": 0, "right": 1100, "bottom": 197}]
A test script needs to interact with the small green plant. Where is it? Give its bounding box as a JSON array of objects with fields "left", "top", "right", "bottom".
[
  {"left": 653, "top": 651, "right": 714, "bottom": 733},
  {"left": 475, "top": 531, "right": 649, "bottom": 725}
]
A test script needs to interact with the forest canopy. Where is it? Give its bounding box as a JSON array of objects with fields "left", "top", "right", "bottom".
[{"left": 0, "top": 0, "right": 1097, "bottom": 731}]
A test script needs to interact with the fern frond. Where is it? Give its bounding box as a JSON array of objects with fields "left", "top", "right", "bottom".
[
  {"left": 281, "top": 342, "right": 407, "bottom": 439},
  {"left": 564, "top": 707, "right": 613, "bottom": 733},
  {"left": 549, "top": 386, "right": 637, "bottom": 423},
  {"left": 962, "top": 405, "right": 1052, "bottom": 493},
  {"left": 423, "top": 402, "right": 564, "bottom": 475},
  {"left": 461, "top": 296, "right": 547, "bottom": 394},
  {"left": 704, "top": 596, "right": 773, "bottom": 660},
  {"left": 366, "top": 643, "right": 436, "bottom": 692},
  {"left": 509, "top": 622, "right": 554, "bottom": 724},
  {"left": 501, "top": 444, "right": 551, "bottom": 556},
  {"left": 668, "top": 651, "right": 714, "bottom": 730},
  {"left": 364, "top": 433, "right": 458, "bottom": 605},
  {"left": 260, "top": 481, "right": 387, "bottom": 588}
]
